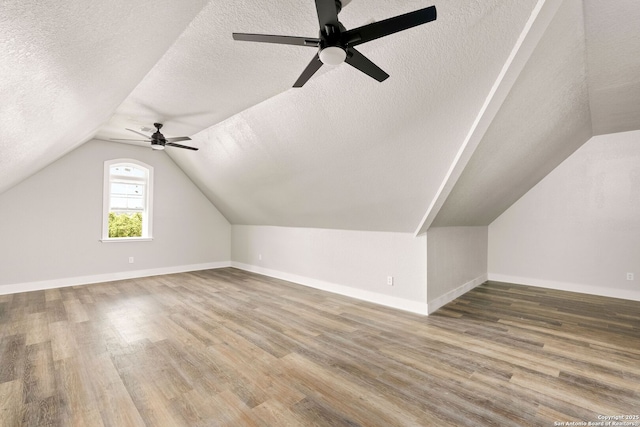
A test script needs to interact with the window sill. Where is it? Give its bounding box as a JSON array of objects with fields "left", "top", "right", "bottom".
[{"left": 100, "top": 237, "right": 153, "bottom": 243}]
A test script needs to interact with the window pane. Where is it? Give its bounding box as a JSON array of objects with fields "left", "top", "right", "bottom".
[
  {"left": 129, "top": 184, "right": 143, "bottom": 196},
  {"left": 111, "top": 197, "right": 129, "bottom": 209},
  {"left": 111, "top": 182, "right": 128, "bottom": 194},
  {"left": 108, "top": 212, "right": 143, "bottom": 238},
  {"left": 127, "top": 198, "right": 144, "bottom": 210},
  {"left": 111, "top": 165, "right": 145, "bottom": 178},
  {"left": 111, "top": 196, "right": 144, "bottom": 210},
  {"left": 110, "top": 183, "right": 144, "bottom": 197}
]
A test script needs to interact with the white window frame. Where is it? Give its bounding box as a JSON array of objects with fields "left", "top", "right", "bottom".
[{"left": 101, "top": 159, "right": 154, "bottom": 242}]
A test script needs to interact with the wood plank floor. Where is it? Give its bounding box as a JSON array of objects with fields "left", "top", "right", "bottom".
[{"left": 1, "top": 268, "right": 639, "bottom": 426}]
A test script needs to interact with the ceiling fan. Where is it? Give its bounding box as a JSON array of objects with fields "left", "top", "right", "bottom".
[
  {"left": 111, "top": 123, "right": 198, "bottom": 151},
  {"left": 232, "top": 0, "right": 437, "bottom": 87}
]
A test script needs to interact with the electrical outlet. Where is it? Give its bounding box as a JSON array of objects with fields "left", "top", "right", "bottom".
[
  {"left": 387, "top": 276, "right": 394, "bottom": 286},
  {"left": 627, "top": 273, "right": 634, "bottom": 281},
  {"left": 129, "top": 257, "right": 134, "bottom": 264},
  {"left": 258, "top": 254, "right": 262, "bottom": 261}
]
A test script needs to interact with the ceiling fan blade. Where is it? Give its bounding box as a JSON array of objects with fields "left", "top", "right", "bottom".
[
  {"left": 293, "top": 54, "right": 324, "bottom": 87},
  {"left": 233, "top": 33, "right": 320, "bottom": 47},
  {"left": 111, "top": 138, "right": 152, "bottom": 142},
  {"left": 343, "top": 5, "right": 436, "bottom": 47},
  {"left": 345, "top": 48, "right": 389, "bottom": 82},
  {"left": 125, "top": 128, "right": 152, "bottom": 138},
  {"left": 165, "top": 136, "right": 192, "bottom": 143},
  {"left": 166, "top": 142, "right": 199, "bottom": 151},
  {"left": 314, "top": 0, "right": 339, "bottom": 28}
]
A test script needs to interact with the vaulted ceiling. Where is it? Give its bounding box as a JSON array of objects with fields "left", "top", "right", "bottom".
[
  {"left": 431, "top": 0, "right": 640, "bottom": 228},
  {"left": 1, "top": 0, "right": 638, "bottom": 233}
]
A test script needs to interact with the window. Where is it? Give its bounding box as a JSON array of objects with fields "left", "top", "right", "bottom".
[{"left": 102, "top": 159, "right": 153, "bottom": 241}]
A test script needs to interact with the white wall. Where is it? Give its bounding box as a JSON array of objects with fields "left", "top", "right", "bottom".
[
  {"left": 0, "top": 139, "right": 231, "bottom": 292},
  {"left": 426, "top": 226, "right": 488, "bottom": 313},
  {"left": 489, "top": 130, "right": 640, "bottom": 301},
  {"left": 231, "top": 225, "right": 427, "bottom": 314}
]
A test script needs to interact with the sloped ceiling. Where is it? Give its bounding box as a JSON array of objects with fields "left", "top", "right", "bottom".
[
  {"left": 2, "top": 0, "right": 638, "bottom": 233},
  {"left": 432, "top": 0, "right": 640, "bottom": 228},
  {"left": 147, "top": 0, "right": 540, "bottom": 232},
  {"left": 432, "top": 0, "right": 591, "bottom": 227},
  {"left": 0, "top": 0, "right": 209, "bottom": 194},
  {"left": 95, "top": 0, "right": 322, "bottom": 142},
  {"left": 585, "top": 0, "right": 640, "bottom": 135}
]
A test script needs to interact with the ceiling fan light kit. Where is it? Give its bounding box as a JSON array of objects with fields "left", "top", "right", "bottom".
[
  {"left": 319, "top": 46, "right": 347, "bottom": 65},
  {"left": 232, "top": 0, "right": 437, "bottom": 87}
]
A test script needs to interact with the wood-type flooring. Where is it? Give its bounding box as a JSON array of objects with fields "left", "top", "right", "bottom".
[{"left": 1, "top": 268, "right": 639, "bottom": 426}]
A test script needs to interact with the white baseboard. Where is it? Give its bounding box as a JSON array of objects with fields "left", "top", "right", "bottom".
[
  {"left": 488, "top": 273, "right": 640, "bottom": 302},
  {"left": 231, "top": 261, "right": 428, "bottom": 315},
  {"left": 427, "top": 274, "right": 488, "bottom": 314},
  {"left": 0, "top": 261, "right": 232, "bottom": 295}
]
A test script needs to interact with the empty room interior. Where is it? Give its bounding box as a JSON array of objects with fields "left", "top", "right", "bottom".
[{"left": 1, "top": 0, "right": 639, "bottom": 425}]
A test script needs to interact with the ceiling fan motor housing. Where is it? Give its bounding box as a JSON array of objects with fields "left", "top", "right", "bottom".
[
  {"left": 151, "top": 131, "right": 166, "bottom": 150},
  {"left": 319, "top": 21, "right": 348, "bottom": 65}
]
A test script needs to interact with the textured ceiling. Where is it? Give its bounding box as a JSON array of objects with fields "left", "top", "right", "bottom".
[
  {"left": 165, "top": 0, "right": 539, "bottom": 232},
  {"left": 0, "top": 0, "right": 208, "bottom": 194},
  {"left": 95, "top": 0, "right": 320, "bottom": 142},
  {"left": 432, "top": 0, "right": 592, "bottom": 227},
  {"left": 584, "top": 0, "right": 640, "bottom": 135},
  {"left": 2, "top": 0, "right": 639, "bottom": 232},
  {"left": 432, "top": 0, "right": 640, "bottom": 228}
]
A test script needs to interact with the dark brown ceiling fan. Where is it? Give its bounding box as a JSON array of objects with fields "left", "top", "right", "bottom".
[
  {"left": 111, "top": 123, "right": 198, "bottom": 151},
  {"left": 232, "top": 0, "right": 437, "bottom": 87}
]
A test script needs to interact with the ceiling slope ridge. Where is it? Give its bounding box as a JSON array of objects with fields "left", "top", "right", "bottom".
[
  {"left": 579, "top": 0, "right": 595, "bottom": 139},
  {"left": 10, "top": 0, "right": 211, "bottom": 195},
  {"left": 0, "top": 0, "right": 211, "bottom": 196},
  {"left": 163, "top": 149, "right": 233, "bottom": 225},
  {"left": 413, "top": 0, "right": 564, "bottom": 236},
  {"left": 95, "top": 0, "right": 315, "bottom": 148},
  {"left": 110, "top": 1, "right": 213, "bottom": 110}
]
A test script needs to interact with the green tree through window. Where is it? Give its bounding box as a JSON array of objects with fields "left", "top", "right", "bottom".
[
  {"left": 102, "top": 159, "right": 153, "bottom": 241},
  {"left": 108, "top": 212, "right": 143, "bottom": 238}
]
